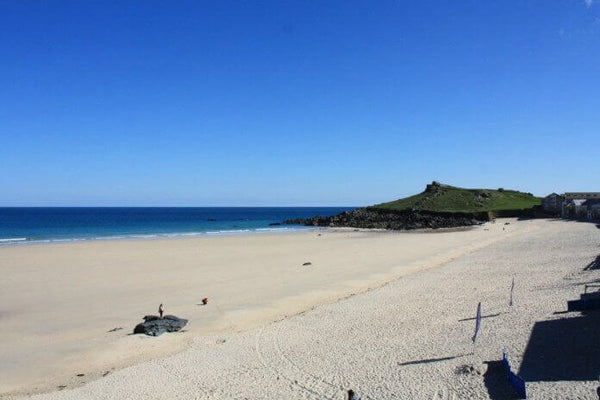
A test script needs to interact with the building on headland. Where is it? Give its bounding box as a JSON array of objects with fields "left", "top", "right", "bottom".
[
  {"left": 584, "top": 199, "right": 600, "bottom": 221},
  {"left": 562, "top": 199, "right": 586, "bottom": 219},
  {"left": 541, "top": 193, "right": 563, "bottom": 215},
  {"left": 563, "top": 193, "right": 600, "bottom": 200},
  {"left": 543, "top": 192, "right": 600, "bottom": 221}
]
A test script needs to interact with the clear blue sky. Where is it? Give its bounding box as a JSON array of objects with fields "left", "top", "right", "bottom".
[{"left": 1, "top": 1, "right": 599, "bottom": 206}]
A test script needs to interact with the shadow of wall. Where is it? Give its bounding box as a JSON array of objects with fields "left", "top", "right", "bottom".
[
  {"left": 584, "top": 254, "right": 600, "bottom": 271},
  {"left": 518, "top": 312, "right": 600, "bottom": 381}
]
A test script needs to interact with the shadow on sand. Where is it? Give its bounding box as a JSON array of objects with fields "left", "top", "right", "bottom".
[
  {"left": 458, "top": 312, "right": 504, "bottom": 322},
  {"left": 397, "top": 353, "right": 469, "bottom": 366},
  {"left": 518, "top": 311, "right": 600, "bottom": 381},
  {"left": 584, "top": 254, "right": 600, "bottom": 271},
  {"left": 483, "top": 360, "right": 522, "bottom": 400}
]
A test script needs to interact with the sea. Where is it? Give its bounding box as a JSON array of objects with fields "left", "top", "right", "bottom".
[{"left": 0, "top": 207, "right": 354, "bottom": 245}]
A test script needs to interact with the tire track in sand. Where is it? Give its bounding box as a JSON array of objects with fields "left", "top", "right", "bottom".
[{"left": 254, "top": 322, "right": 340, "bottom": 399}]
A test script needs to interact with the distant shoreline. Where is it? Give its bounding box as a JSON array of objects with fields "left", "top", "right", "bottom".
[
  {"left": 0, "top": 223, "right": 486, "bottom": 248},
  {"left": 0, "top": 225, "right": 316, "bottom": 247},
  {"left": 0, "top": 206, "right": 355, "bottom": 246}
]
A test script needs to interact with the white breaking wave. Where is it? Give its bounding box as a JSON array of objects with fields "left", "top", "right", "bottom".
[
  {"left": 206, "top": 229, "right": 252, "bottom": 235},
  {"left": 0, "top": 226, "right": 310, "bottom": 246},
  {"left": 0, "top": 237, "right": 27, "bottom": 243}
]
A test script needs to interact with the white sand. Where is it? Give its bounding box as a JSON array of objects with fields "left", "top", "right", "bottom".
[{"left": 2, "top": 219, "right": 599, "bottom": 399}]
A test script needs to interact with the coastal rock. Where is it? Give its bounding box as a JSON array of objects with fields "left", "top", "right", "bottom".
[
  {"left": 285, "top": 208, "right": 485, "bottom": 231},
  {"left": 133, "top": 315, "right": 188, "bottom": 336}
]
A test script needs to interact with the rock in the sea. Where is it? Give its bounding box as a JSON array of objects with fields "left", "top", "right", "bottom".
[{"left": 133, "top": 315, "right": 188, "bottom": 336}]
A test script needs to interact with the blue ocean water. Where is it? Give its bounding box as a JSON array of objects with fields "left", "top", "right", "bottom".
[{"left": 0, "top": 207, "right": 354, "bottom": 244}]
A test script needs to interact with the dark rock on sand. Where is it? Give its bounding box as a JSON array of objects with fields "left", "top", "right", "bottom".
[
  {"left": 133, "top": 315, "right": 188, "bottom": 337},
  {"left": 455, "top": 363, "right": 485, "bottom": 376}
]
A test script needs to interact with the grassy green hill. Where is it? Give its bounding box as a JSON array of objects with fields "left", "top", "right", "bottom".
[{"left": 372, "top": 182, "right": 541, "bottom": 213}]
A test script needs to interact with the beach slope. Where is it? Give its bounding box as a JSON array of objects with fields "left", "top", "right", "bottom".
[{"left": 3, "top": 219, "right": 598, "bottom": 399}]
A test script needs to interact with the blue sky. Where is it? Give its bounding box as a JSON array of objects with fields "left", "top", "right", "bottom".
[{"left": 1, "top": 1, "right": 599, "bottom": 206}]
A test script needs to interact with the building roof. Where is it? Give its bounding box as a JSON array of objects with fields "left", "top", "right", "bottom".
[
  {"left": 583, "top": 199, "right": 600, "bottom": 207},
  {"left": 564, "top": 192, "right": 600, "bottom": 200}
]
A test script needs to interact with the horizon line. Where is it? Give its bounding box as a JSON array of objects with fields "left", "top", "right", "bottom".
[{"left": 0, "top": 205, "right": 360, "bottom": 208}]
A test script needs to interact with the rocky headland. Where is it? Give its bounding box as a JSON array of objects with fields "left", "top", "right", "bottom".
[{"left": 285, "top": 181, "right": 540, "bottom": 230}]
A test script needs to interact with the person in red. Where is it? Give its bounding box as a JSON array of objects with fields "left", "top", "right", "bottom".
[{"left": 158, "top": 303, "right": 164, "bottom": 318}]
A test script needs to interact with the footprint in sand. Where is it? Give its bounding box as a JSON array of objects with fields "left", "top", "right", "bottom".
[{"left": 432, "top": 388, "right": 458, "bottom": 400}]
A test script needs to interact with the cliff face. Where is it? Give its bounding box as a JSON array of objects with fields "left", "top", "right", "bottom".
[{"left": 285, "top": 207, "right": 487, "bottom": 230}]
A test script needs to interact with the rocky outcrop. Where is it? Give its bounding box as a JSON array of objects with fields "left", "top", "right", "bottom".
[
  {"left": 133, "top": 315, "right": 188, "bottom": 336},
  {"left": 285, "top": 207, "right": 486, "bottom": 230}
]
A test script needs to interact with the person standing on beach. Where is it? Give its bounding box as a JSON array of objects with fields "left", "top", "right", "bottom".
[
  {"left": 347, "top": 389, "right": 361, "bottom": 400},
  {"left": 159, "top": 303, "right": 164, "bottom": 318}
]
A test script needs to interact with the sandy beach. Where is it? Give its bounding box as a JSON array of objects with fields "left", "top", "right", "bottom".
[{"left": 2, "top": 219, "right": 599, "bottom": 399}]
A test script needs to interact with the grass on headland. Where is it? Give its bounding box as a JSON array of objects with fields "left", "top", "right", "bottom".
[{"left": 372, "top": 182, "right": 541, "bottom": 213}]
